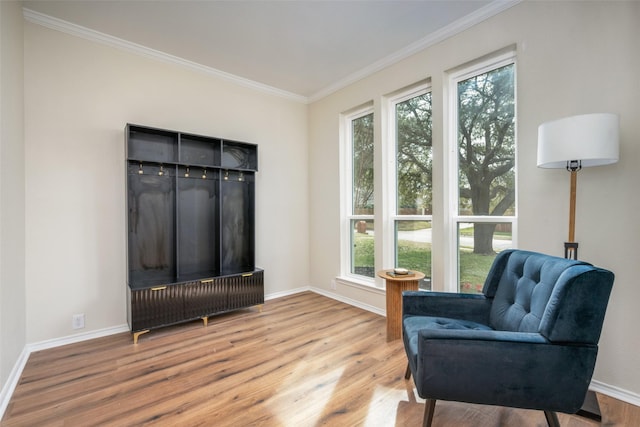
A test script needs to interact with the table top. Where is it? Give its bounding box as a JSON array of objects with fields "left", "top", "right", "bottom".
[{"left": 377, "top": 269, "right": 425, "bottom": 281}]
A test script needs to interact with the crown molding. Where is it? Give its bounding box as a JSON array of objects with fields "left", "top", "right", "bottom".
[
  {"left": 22, "top": 8, "right": 309, "bottom": 104},
  {"left": 23, "top": 1, "right": 521, "bottom": 106},
  {"left": 308, "top": 0, "right": 522, "bottom": 103}
]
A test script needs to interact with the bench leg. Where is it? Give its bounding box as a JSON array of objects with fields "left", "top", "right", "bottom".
[
  {"left": 132, "top": 330, "right": 149, "bottom": 344},
  {"left": 404, "top": 362, "right": 412, "bottom": 380}
]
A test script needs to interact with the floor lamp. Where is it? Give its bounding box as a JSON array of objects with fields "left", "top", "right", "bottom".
[
  {"left": 537, "top": 113, "right": 619, "bottom": 260},
  {"left": 537, "top": 112, "right": 619, "bottom": 421}
]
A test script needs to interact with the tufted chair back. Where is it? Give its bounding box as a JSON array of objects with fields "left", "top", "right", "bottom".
[{"left": 483, "top": 249, "right": 614, "bottom": 344}]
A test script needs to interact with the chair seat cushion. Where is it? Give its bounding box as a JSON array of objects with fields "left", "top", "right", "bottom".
[{"left": 403, "top": 315, "right": 492, "bottom": 364}]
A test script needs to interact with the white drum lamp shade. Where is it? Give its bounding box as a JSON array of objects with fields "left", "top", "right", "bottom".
[{"left": 537, "top": 113, "right": 619, "bottom": 169}]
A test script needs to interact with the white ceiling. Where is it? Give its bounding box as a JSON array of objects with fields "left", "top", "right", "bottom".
[{"left": 22, "top": 0, "right": 517, "bottom": 101}]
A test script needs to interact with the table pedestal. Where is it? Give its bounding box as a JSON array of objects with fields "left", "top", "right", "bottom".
[{"left": 377, "top": 270, "right": 425, "bottom": 342}]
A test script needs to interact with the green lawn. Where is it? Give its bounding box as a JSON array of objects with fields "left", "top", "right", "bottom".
[{"left": 353, "top": 231, "right": 496, "bottom": 293}]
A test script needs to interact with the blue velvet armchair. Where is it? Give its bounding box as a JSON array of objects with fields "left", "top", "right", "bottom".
[{"left": 402, "top": 249, "right": 614, "bottom": 427}]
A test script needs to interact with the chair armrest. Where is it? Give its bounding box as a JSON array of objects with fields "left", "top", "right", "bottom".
[
  {"left": 419, "top": 328, "right": 548, "bottom": 343},
  {"left": 414, "top": 329, "right": 597, "bottom": 413},
  {"left": 402, "top": 291, "right": 492, "bottom": 325}
]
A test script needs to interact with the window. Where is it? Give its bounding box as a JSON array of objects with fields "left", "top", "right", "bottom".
[
  {"left": 391, "top": 87, "right": 432, "bottom": 290},
  {"left": 448, "top": 53, "right": 517, "bottom": 293},
  {"left": 339, "top": 51, "right": 516, "bottom": 294},
  {"left": 342, "top": 107, "right": 375, "bottom": 279}
]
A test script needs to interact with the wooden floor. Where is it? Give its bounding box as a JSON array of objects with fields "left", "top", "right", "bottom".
[{"left": 2, "top": 292, "right": 638, "bottom": 426}]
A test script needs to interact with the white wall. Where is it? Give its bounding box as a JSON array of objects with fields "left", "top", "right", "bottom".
[
  {"left": 308, "top": 1, "right": 640, "bottom": 399},
  {"left": 0, "top": 0, "right": 26, "bottom": 388},
  {"left": 23, "top": 21, "right": 309, "bottom": 343}
]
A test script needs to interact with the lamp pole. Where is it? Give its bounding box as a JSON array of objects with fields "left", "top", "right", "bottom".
[{"left": 564, "top": 161, "right": 581, "bottom": 260}]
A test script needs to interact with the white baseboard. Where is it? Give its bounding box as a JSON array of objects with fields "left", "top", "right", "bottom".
[
  {"left": 310, "top": 286, "right": 385, "bottom": 317},
  {"left": 265, "top": 286, "right": 310, "bottom": 301},
  {"left": 0, "top": 346, "right": 30, "bottom": 419},
  {"left": 591, "top": 379, "right": 640, "bottom": 407},
  {"left": 26, "top": 324, "right": 130, "bottom": 353},
  {"left": 266, "top": 285, "right": 385, "bottom": 317}
]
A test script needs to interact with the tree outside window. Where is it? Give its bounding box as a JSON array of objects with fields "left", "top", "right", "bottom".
[{"left": 352, "top": 113, "right": 374, "bottom": 215}]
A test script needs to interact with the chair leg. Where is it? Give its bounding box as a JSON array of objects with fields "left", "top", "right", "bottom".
[
  {"left": 423, "top": 399, "right": 436, "bottom": 427},
  {"left": 404, "top": 362, "right": 411, "bottom": 380},
  {"left": 544, "top": 410, "right": 560, "bottom": 427}
]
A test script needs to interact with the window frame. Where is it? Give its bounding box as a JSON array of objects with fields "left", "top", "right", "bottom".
[
  {"left": 385, "top": 83, "right": 433, "bottom": 288},
  {"left": 340, "top": 104, "right": 376, "bottom": 285},
  {"left": 444, "top": 50, "right": 518, "bottom": 293}
]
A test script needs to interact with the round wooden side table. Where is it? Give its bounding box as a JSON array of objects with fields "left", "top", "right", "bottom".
[{"left": 377, "top": 269, "right": 425, "bottom": 342}]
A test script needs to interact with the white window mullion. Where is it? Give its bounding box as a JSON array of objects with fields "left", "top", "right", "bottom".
[
  {"left": 381, "top": 96, "right": 397, "bottom": 273},
  {"left": 443, "top": 76, "right": 460, "bottom": 293}
]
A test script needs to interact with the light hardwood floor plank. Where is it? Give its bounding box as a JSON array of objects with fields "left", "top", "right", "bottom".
[{"left": 1, "top": 292, "right": 637, "bottom": 426}]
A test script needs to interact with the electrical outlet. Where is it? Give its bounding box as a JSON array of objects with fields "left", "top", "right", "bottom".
[
  {"left": 330, "top": 279, "right": 336, "bottom": 290},
  {"left": 72, "top": 313, "right": 85, "bottom": 330}
]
